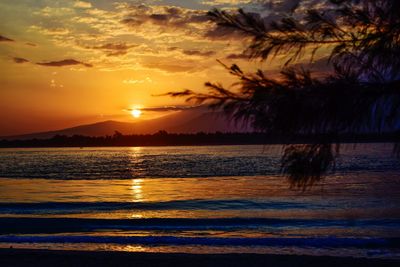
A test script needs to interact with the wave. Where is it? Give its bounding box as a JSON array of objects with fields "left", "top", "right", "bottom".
[
  {"left": 0, "top": 200, "right": 335, "bottom": 214},
  {"left": 1, "top": 217, "right": 399, "bottom": 234},
  {"left": 0, "top": 235, "right": 399, "bottom": 248}
]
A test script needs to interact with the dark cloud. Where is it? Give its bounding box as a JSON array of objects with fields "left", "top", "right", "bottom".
[
  {"left": 120, "top": 18, "right": 144, "bottom": 27},
  {"left": 36, "top": 59, "right": 92, "bottom": 67},
  {"left": 119, "top": 2, "right": 324, "bottom": 45},
  {"left": 167, "top": 47, "right": 179, "bottom": 51},
  {"left": 13, "top": 57, "right": 30, "bottom": 64},
  {"left": 121, "top": 4, "right": 210, "bottom": 30},
  {"left": 105, "top": 50, "right": 128, "bottom": 57},
  {"left": 0, "top": 35, "right": 14, "bottom": 42},
  {"left": 168, "top": 47, "right": 216, "bottom": 57},
  {"left": 265, "top": 0, "right": 302, "bottom": 13},
  {"left": 164, "top": 7, "right": 182, "bottom": 16},
  {"left": 226, "top": 53, "right": 250, "bottom": 60},
  {"left": 128, "top": 105, "right": 202, "bottom": 112},
  {"left": 84, "top": 42, "right": 137, "bottom": 57},
  {"left": 204, "top": 0, "right": 318, "bottom": 40},
  {"left": 119, "top": 1, "right": 322, "bottom": 42},
  {"left": 182, "top": 50, "right": 216, "bottom": 57},
  {"left": 260, "top": 0, "right": 331, "bottom": 26},
  {"left": 149, "top": 14, "right": 169, "bottom": 21},
  {"left": 203, "top": 26, "right": 246, "bottom": 40},
  {"left": 120, "top": 4, "right": 247, "bottom": 41},
  {"left": 25, "top": 42, "right": 37, "bottom": 47}
]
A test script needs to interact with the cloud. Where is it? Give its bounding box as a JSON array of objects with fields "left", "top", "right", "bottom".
[
  {"left": 182, "top": 49, "right": 216, "bottom": 57},
  {"left": 13, "top": 57, "right": 30, "bottom": 64},
  {"left": 202, "top": 0, "right": 308, "bottom": 41},
  {"left": 25, "top": 42, "right": 37, "bottom": 47},
  {"left": 142, "top": 62, "right": 201, "bottom": 73},
  {"left": 0, "top": 35, "right": 14, "bottom": 42},
  {"left": 120, "top": 4, "right": 210, "bottom": 32},
  {"left": 226, "top": 53, "right": 250, "bottom": 60},
  {"left": 203, "top": 25, "right": 247, "bottom": 40},
  {"left": 128, "top": 105, "right": 202, "bottom": 112},
  {"left": 84, "top": 42, "right": 137, "bottom": 57},
  {"left": 123, "top": 77, "right": 153, "bottom": 84},
  {"left": 263, "top": 0, "right": 302, "bottom": 13},
  {"left": 73, "top": 1, "right": 92, "bottom": 9},
  {"left": 120, "top": 4, "right": 244, "bottom": 41},
  {"left": 168, "top": 47, "right": 216, "bottom": 57},
  {"left": 24, "top": 2, "right": 258, "bottom": 73},
  {"left": 36, "top": 59, "right": 92, "bottom": 67},
  {"left": 30, "top": 26, "right": 70, "bottom": 36},
  {"left": 34, "top": 6, "right": 74, "bottom": 17},
  {"left": 143, "top": 63, "right": 189, "bottom": 72}
]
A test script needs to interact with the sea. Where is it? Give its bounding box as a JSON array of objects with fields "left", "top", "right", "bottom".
[{"left": 0, "top": 144, "right": 399, "bottom": 259}]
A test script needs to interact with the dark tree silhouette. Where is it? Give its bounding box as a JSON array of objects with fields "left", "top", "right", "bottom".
[{"left": 166, "top": 0, "right": 400, "bottom": 188}]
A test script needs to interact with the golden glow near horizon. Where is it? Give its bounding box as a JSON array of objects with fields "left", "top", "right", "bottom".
[
  {"left": 131, "top": 109, "right": 142, "bottom": 118},
  {"left": 0, "top": 0, "right": 329, "bottom": 135}
]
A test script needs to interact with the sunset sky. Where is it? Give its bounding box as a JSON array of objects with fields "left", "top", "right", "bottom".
[{"left": 0, "top": 0, "right": 328, "bottom": 136}]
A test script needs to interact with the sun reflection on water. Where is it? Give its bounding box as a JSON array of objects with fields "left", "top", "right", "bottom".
[{"left": 131, "top": 179, "right": 143, "bottom": 203}]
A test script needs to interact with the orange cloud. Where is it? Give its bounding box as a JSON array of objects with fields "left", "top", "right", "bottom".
[{"left": 36, "top": 59, "right": 92, "bottom": 67}]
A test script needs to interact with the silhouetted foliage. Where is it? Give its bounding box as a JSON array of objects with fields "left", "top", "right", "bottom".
[
  {"left": 282, "top": 143, "right": 339, "bottom": 189},
  {"left": 167, "top": 0, "right": 400, "bottom": 188}
]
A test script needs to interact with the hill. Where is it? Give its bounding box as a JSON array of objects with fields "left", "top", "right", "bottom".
[{"left": 1, "top": 109, "right": 249, "bottom": 140}]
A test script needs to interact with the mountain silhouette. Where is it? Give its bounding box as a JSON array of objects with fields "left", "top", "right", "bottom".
[{"left": 2, "top": 109, "right": 250, "bottom": 140}]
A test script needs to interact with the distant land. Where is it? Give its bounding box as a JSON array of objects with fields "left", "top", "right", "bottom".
[
  {"left": 1, "top": 107, "right": 399, "bottom": 147},
  {"left": 1, "top": 107, "right": 251, "bottom": 140},
  {"left": 1, "top": 132, "right": 399, "bottom": 148}
]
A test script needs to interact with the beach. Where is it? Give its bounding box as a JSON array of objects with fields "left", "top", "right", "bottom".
[{"left": 1, "top": 249, "right": 399, "bottom": 267}]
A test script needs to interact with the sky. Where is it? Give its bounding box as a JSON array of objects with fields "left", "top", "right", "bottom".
[{"left": 0, "top": 0, "right": 327, "bottom": 136}]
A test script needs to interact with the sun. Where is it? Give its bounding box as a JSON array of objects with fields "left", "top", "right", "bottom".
[{"left": 131, "top": 109, "right": 142, "bottom": 118}]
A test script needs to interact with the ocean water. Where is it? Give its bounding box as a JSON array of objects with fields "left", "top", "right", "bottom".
[{"left": 0, "top": 145, "right": 399, "bottom": 258}]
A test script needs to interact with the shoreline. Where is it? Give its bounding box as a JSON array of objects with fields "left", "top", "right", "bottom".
[
  {"left": 0, "top": 139, "right": 398, "bottom": 148},
  {"left": 0, "top": 248, "right": 399, "bottom": 267},
  {"left": 1, "top": 132, "right": 398, "bottom": 148}
]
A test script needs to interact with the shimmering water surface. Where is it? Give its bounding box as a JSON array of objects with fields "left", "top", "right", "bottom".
[{"left": 0, "top": 145, "right": 399, "bottom": 258}]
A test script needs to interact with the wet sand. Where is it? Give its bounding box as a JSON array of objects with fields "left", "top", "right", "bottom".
[{"left": 0, "top": 248, "right": 399, "bottom": 267}]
